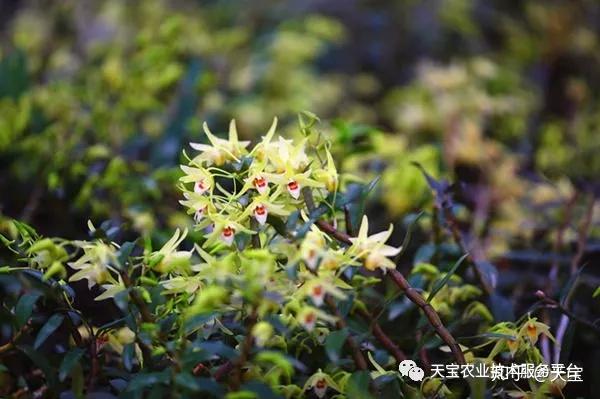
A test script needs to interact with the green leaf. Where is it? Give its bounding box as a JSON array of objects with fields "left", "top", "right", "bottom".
[
  {"left": 0, "top": 234, "right": 15, "bottom": 249},
  {"left": 123, "top": 343, "right": 136, "bottom": 371},
  {"left": 15, "top": 292, "right": 41, "bottom": 327},
  {"left": 394, "top": 211, "right": 425, "bottom": 262},
  {"left": 266, "top": 214, "right": 288, "bottom": 237},
  {"left": 475, "top": 259, "right": 498, "bottom": 291},
  {"left": 175, "top": 373, "right": 224, "bottom": 397},
  {"left": 325, "top": 328, "right": 349, "bottom": 363},
  {"left": 0, "top": 49, "right": 29, "bottom": 98},
  {"left": 126, "top": 371, "right": 170, "bottom": 391},
  {"left": 345, "top": 371, "right": 374, "bottom": 399},
  {"left": 427, "top": 253, "right": 468, "bottom": 302},
  {"left": 593, "top": 286, "right": 600, "bottom": 298},
  {"left": 59, "top": 348, "right": 85, "bottom": 381},
  {"left": 118, "top": 241, "right": 137, "bottom": 268},
  {"left": 70, "top": 363, "right": 85, "bottom": 399},
  {"left": 34, "top": 314, "right": 64, "bottom": 349},
  {"left": 196, "top": 340, "right": 238, "bottom": 360},
  {"left": 255, "top": 351, "right": 294, "bottom": 376},
  {"left": 466, "top": 373, "right": 487, "bottom": 399},
  {"left": 239, "top": 381, "right": 283, "bottom": 399}
]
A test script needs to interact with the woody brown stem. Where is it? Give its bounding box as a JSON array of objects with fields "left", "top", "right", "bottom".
[
  {"left": 441, "top": 206, "right": 493, "bottom": 295},
  {"left": 535, "top": 290, "right": 600, "bottom": 334},
  {"left": 387, "top": 269, "right": 465, "bottom": 364},
  {"left": 214, "top": 361, "right": 234, "bottom": 381},
  {"left": 0, "top": 324, "right": 29, "bottom": 356},
  {"left": 250, "top": 219, "right": 261, "bottom": 248},
  {"left": 554, "top": 196, "right": 595, "bottom": 362},
  {"left": 230, "top": 309, "right": 258, "bottom": 390},
  {"left": 357, "top": 308, "right": 406, "bottom": 362}
]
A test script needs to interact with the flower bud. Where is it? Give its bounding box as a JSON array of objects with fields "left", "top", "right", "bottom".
[{"left": 251, "top": 321, "right": 274, "bottom": 347}]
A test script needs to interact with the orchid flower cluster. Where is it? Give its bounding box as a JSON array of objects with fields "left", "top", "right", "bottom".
[
  {"left": 169, "top": 118, "right": 403, "bottom": 334},
  {"left": 1, "top": 116, "right": 567, "bottom": 399},
  {"left": 178, "top": 118, "right": 333, "bottom": 247}
]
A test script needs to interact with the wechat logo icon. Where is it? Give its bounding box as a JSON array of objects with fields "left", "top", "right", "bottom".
[{"left": 398, "top": 360, "right": 425, "bottom": 382}]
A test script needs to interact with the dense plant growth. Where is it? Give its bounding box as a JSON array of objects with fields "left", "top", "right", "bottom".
[
  {"left": 1, "top": 117, "right": 593, "bottom": 398},
  {"left": 2, "top": 1, "right": 600, "bottom": 398}
]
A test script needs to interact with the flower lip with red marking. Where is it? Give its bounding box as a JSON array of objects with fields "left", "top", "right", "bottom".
[
  {"left": 253, "top": 176, "right": 268, "bottom": 194},
  {"left": 194, "top": 180, "right": 208, "bottom": 194},
  {"left": 314, "top": 379, "right": 328, "bottom": 398},
  {"left": 301, "top": 311, "right": 317, "bottom": 331},
  {"left": 305, "top": 312, "right": 316, "bottom": 324},
  {"left": 254, "top": 204, "right": 268, "bottom": 225},
  {"left": 194, "top": 207, "right": 206, "bottom": 222},
  {"left": 310, "top": 284, "right": 325, "bottom": 306},
  {"left": 221, "top": 226, "right": 236, "bottom": 245},
  {"left": 287, "top": 180, "right": 300, "bottom": 199}
]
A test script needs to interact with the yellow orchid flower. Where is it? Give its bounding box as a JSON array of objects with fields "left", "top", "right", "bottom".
[
  {"left": 518, "top": 317, "right": 555, "bottom": 345},
  {"left": 313, "top": 148, "right": 338, "bottom": 192},
  {"left": 179, "top": 191, "right": 217, "bottom": 223},
  {"left": 240, "top": 188, "right": 292, "bottom": 226},
  {"left": 267, "top": 136, "right": 310, "bottom": 173},
  {"left": 94, "top": 278, "right": 126, "bottom": 301},
  {"left": 190, "top": 120, "right": 250, "bottom": 165},
  {"left": 251, "top": 321, "right": 274, "bottom": 347},
  {"left": 298, "top": 227, "right": 329, "bottom": 270},
  {"left": 160, "top": 276, "right": 203, "bottom": 297},
  {"left": 179, "top": 164, "right": 214, "bottom": 195},
  {"left": 149, "top": 229, "right": 193, "bottom": 273},
  {"left": 300, "top": 277, "right": 348, "bottom": 307},
  {"left": 303, "top": 370, "right": 342, "bottom": 398},
  {"left": 296, "top": 306, "right": 337, "bottom": 332},
  {"left": 347, "top": 215, "right": 402, "bottom": 272},
  {"left": 264, "top": 169, "right": 324, "bottom": 199},
  {"left": 249, "top": 117, "right": 278, "bottom": 163},
  {"left": 68, "top": 241, "right": 119, "bottom": 289},
  {"left": 202, "top": 214, "right": 255, "bottom": 248},
  {"left": 238, "top": 161, "right": 270, "bottom": 196}
]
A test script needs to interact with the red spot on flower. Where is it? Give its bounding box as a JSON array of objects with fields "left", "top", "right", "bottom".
[
  {"left": 312, "top": 285, "right": 323, "bottom": 296},
  {"left": 254, "top": 177, "right": 266, "bottom": 189},
  {"left": 304, "top": 312, "right": 316, "bottom": 324},
  {"left": 195, "top": 180, "right": 207, "bottom": 193},
  {"left": 316, "top": 379, "right": 326, "bottom": 389},
  {"left": 255, "top": 205, "right": 266, "bottom": 215},
  {"left": 96, "top": 334, "right": 109, "bottom": 349},
  {"left": 287, "top": 181, "right": 299, "bottom": 191},
  {"left": 222, "top": 226, "right": 235, "bottom": 237}
]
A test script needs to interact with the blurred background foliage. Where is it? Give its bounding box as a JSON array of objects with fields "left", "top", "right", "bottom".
[
  {"left": 2, "top": 0, "right": 600, "bottom": 396},
  {"left": 2, "top": 0, "right": 600, "bottom": 235}
]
